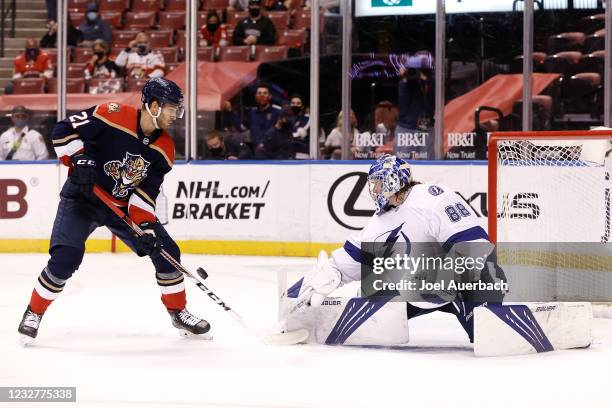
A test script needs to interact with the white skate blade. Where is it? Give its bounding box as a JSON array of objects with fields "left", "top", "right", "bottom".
[
  {"left": 18, "top": 334, "right": 35, "bottom": 347},
  {"left": 177, "top": 329, "right": 213, "bottom": 340},
  {"left": 264, "top": 329, "right": 309, "bottom": 346}
]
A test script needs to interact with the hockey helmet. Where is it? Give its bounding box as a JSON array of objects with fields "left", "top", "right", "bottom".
[
  {"left": 141, "top": 77, "right": 184, "bottom": 119},
  {"left": 367, "top": 154, "right": 413, "bottom": 214}
]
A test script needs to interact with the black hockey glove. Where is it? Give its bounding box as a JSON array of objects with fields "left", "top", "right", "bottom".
[
  {"left": 70, "top": 153, "right": 96, "bottom": 195},
  {"left": 135, "top": 222, "right": 162, "bottom": 257}
]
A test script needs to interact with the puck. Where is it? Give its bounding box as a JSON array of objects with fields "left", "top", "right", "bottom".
[{"left": 196, "top": 267, "right": 208, "bottom": 280}]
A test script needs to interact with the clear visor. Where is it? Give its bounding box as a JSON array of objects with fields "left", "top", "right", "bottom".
[{"left": 162, "top": 103, "right": 185, "bottom": 119}]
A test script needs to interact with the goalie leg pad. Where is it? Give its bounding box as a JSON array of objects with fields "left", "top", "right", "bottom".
[{"left": 474, "top": 302, "right": 592, "bottom": 356}]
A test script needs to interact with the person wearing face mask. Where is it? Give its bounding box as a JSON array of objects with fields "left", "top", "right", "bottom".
[
  {"left": 0, "top": 106, "right": 49, "bottom": 161},
  {"left": 232, "top": 0, "right": 277, "bottom": 46},
  {"left": 8, "top": 38, "right": 53, "bottom": 94},
  {"left": 116, "top": 32, "right": 166, "bottom": 79},
  {"left": 223, "top": 83, "right": 283, "bottom": 153},
  {"left": 288, "top": 94, "right": 311, "bottom": 159},
  {"left": 78, "top": 3, "right": 112, "bottom": 47},
  {"left": 259, "top": 110, "right": 295, "bottom": 159},
  {"left": 203, "top": 131, "right": 251, "bottom": 160},
  {"left": 200, "top": 11, "right": 229, "bottom": 47},
  {"left": 84, "top": 39, "right": 119, "bottom": 81}
]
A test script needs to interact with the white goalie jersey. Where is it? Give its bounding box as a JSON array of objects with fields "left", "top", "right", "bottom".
[{"left": 330, "top": 183, "right": 490, "bottom": 296}]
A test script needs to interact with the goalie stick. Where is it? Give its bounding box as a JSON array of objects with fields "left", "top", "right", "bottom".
[{"left": 92, "top": 185, "right": 308, "bottom": 346}]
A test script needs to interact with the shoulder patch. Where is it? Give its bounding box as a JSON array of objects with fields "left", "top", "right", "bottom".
[
  {"left": 93, "top": 103, "right": 138, "bottom": 139},
  {"left": 428, "top": 185, "right": 444, "bottom": 196}
]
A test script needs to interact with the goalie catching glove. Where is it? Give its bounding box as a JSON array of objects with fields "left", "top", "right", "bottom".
[{"left": 294, "top": 251, "right": 342, "bottom": 313}]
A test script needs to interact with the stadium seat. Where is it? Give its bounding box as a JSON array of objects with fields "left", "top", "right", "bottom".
[
  {"left": 227, "top": 11, "right": 248, "bottom": 26},
  {"left": 547, "top": 32, "right": 585, "bottom": 54},
  {"left": 544, "top": 51, "right": 581, "bottom": 77},
  {"left": 70, "top": 11, "right": 85, "bottom": 27},
  {"left": 131, "top": 0, "right": 163, "bottom": 12},
  {"left": 67, "top": 63, "right": 86, "bottom": 78},
  {"left": 197, "top": 47, "right": 216, "bottom": 62},
  {"left": 218, "top": 46, "right": 250, "bottom": 61},
  {"left": 158, "top": 11, "right": 186, "bottom": 30},
  {"left": 111, "top": 46, "right": 125, "bottom": 56},
  {"left": 264, "top": 11, "right": 290, "bottom": 31},
  {"left": 510, "top": 52, "right": 547, "bottom": 73},
  {"left": 41, "top": 48, "right": 70, "bottom": 67},
  {"left": 149, "top": 30, "right": 173, "bottom": 47},
  {"left": 561, "top": 72, "right": 602, "bottom": 114},
  {"left": 578, "top": 51, "right": 605, "bottom": 78},
  {"left": 202, "top": 0, "right": 230, "bottom": 9},
  {"left": 113, "top": 30, "right": 140, "bottom": 47},
  {"left": 511, "top": 95, "right": 553, "bottom": 131},
  {"left": 277, "top": 29, "right": 307, "bottom": 49},
  {"left": 47, "top": 78, "right": 86, "bottom": 93},
  {"left": 88, "top": 78, "right": 125, "bottom": 93},
  {"left": 73, "top": 47, "right": 95, "bottom": 63},
  {"left": 12, "top": 78, "right": 46, "bottom": 94},
  {"left": 98, "top": 0, "right": 129, "bottom": 11},
  {"left": 100, "top": 11, "right": 123, "bottom": 29},
  {"left": 126, "top": 77, "right": 149, "bottom": 91},
  {"left": 165, "top": 0, "right": 186, "bottom": 11},
  {"left": 98, "top": 0, "right": 129, "bottom": 12},
  {"left": 68, "top": 0, "right": 89, "bottom": 11},
  {"left": 157, "top": 46, "right": 179, "bottom": 62},
  {"left": 293, "top": 9, "right": 325, "bottom": 31},
  {"left": 166, "top": 62, "right": 182, "bottom": 73},
  {"left": 584, "top": 29, "right": 605, "bottom": 54},
  {"left": 253, "top": 45, "right": 287, "bottom": 62},
  {"left": 579, "top": 13, "right": 605, "bottom": 35},
  {"left": 125, "top": 11, "right": 157, "bottom": 30}
]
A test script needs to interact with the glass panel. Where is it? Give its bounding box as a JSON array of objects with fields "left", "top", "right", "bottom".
[
  {"left": 533, "top": 0, "right": 604, "bottom": 131},
  {"left": 64, "top": 2, "right": 187, "bottom": 158},
  {"left": 197, "top": 0, "right": 315, "bottom": 160},
  {"left": 347, "top": 6, "right": 436, "bottom": 160},
  {"left": 444, "top": 6, "right": 523, "bottom": 160}
]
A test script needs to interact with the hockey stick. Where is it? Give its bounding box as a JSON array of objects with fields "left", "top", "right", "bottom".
[{"left": 92, "top": 185, "right": 308, "bottom": 346}]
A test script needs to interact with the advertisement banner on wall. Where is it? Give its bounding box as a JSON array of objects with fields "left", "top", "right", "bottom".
[
  {"left": 309, "top": 162, "right": 488, "bottom": 244},
  {"left": 0, "top": 164, "right": 60, "bottom": 238},
  {"left": 160, "top": 164, "right": 311, "bottom": 242}
]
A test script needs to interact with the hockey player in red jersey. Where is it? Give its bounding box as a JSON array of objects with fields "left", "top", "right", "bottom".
[{"left": 18, "top": 78, "right": 211, "bottom": 345}]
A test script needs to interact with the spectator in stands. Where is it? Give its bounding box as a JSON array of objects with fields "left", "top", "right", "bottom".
[
  {"left": 0, "top": 106, "right": 49, "bottom": 161},
  {"left": 263, "top": 0, "right": 288, "bottom": 11},
  {"left": 78, "top": 3, "right": 112, "bottom": 47},
  {"left": 260, "top": 110, "right": 295, "bottom": 159},
  {"left": 233, "top": 0, "right": 277, "bottom": 46},
  {"left": 374, "top": 100, "right": 398, "bottom": 143},
  {"left": 84, "top": 39, "right": 120, "bottom": 80},
  {"left": 289, "top": 94, "right": 310, "bottom": 159},
  {"left": 5, "top": 38, "right": 53, "bottom": 94},
  {"left": 322, "top": 109, "right": 358, "bottom": 159},
  {"left": 200, "top": 11, "right": 229, "bottom": 48},
  {"left": 202, "top": 131, "right": 251, "bottom": 160},
  {"left": 229, "top": 0, "right": 249, "bottom": 10},
  {"left": 224, "top": 83, "right": 282, "bottom": 153},
  {"left": 115, "top": 32, "right": 165, "bottom": 79},
  {"left": 395, "top": 53, "right": 435, "bottom": 160},
  {"left": 40, "top": 17, "right": 79, "bottom": 48}
]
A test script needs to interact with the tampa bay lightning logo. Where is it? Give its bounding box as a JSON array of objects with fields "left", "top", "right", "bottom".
[
  {"left": 428, "top": 185, "right": 444, "bottom": 196},
  {"left": 377, "top": 223, "right": 411, "bottom": 259}
]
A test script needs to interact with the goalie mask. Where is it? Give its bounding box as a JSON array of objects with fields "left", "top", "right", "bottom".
[{"left": 367, "top": 154, "right": 413, "bottom": 214}]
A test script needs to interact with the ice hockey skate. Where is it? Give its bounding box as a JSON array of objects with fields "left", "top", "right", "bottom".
[
  {"left": 169, "top": 308, "right": 212, "bottom": 339},
  {"left": 17, "top": 306, "right": 43, "bottom": 347}
]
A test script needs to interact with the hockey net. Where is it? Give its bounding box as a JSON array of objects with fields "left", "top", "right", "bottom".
[{"left": 488, "top": 130, "right": 612, "bottom": 318}]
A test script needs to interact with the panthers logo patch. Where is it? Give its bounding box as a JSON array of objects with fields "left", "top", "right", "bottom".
[
  {"left": 107, "top": 102, "right": 121, "bottom": 113},
  {"left": 103, "top": 153, "right": 151, "bottom": 198}
]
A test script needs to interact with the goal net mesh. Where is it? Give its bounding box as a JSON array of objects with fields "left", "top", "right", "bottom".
[{"left": 492, "top": 134, "right": 612, "bottom": 316}]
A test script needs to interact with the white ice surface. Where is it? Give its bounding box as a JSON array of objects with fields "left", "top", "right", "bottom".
[{"left": 1, "top": 253, "right": 612, "bottom": 408}]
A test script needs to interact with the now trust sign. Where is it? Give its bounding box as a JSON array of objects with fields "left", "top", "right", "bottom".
[{"left": 372, "top": 0, "right": 412, "bottom": 6}]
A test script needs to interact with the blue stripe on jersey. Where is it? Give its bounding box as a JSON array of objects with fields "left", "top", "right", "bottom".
[
  {"left": 343, "top": 240, "right": 363, "bottom": 263},
  {"left": 442, "top": 226, "right": 489, "bottom": 252},
  {"left": 287, "top": 277, "right": 304, "bottom": 299}
]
